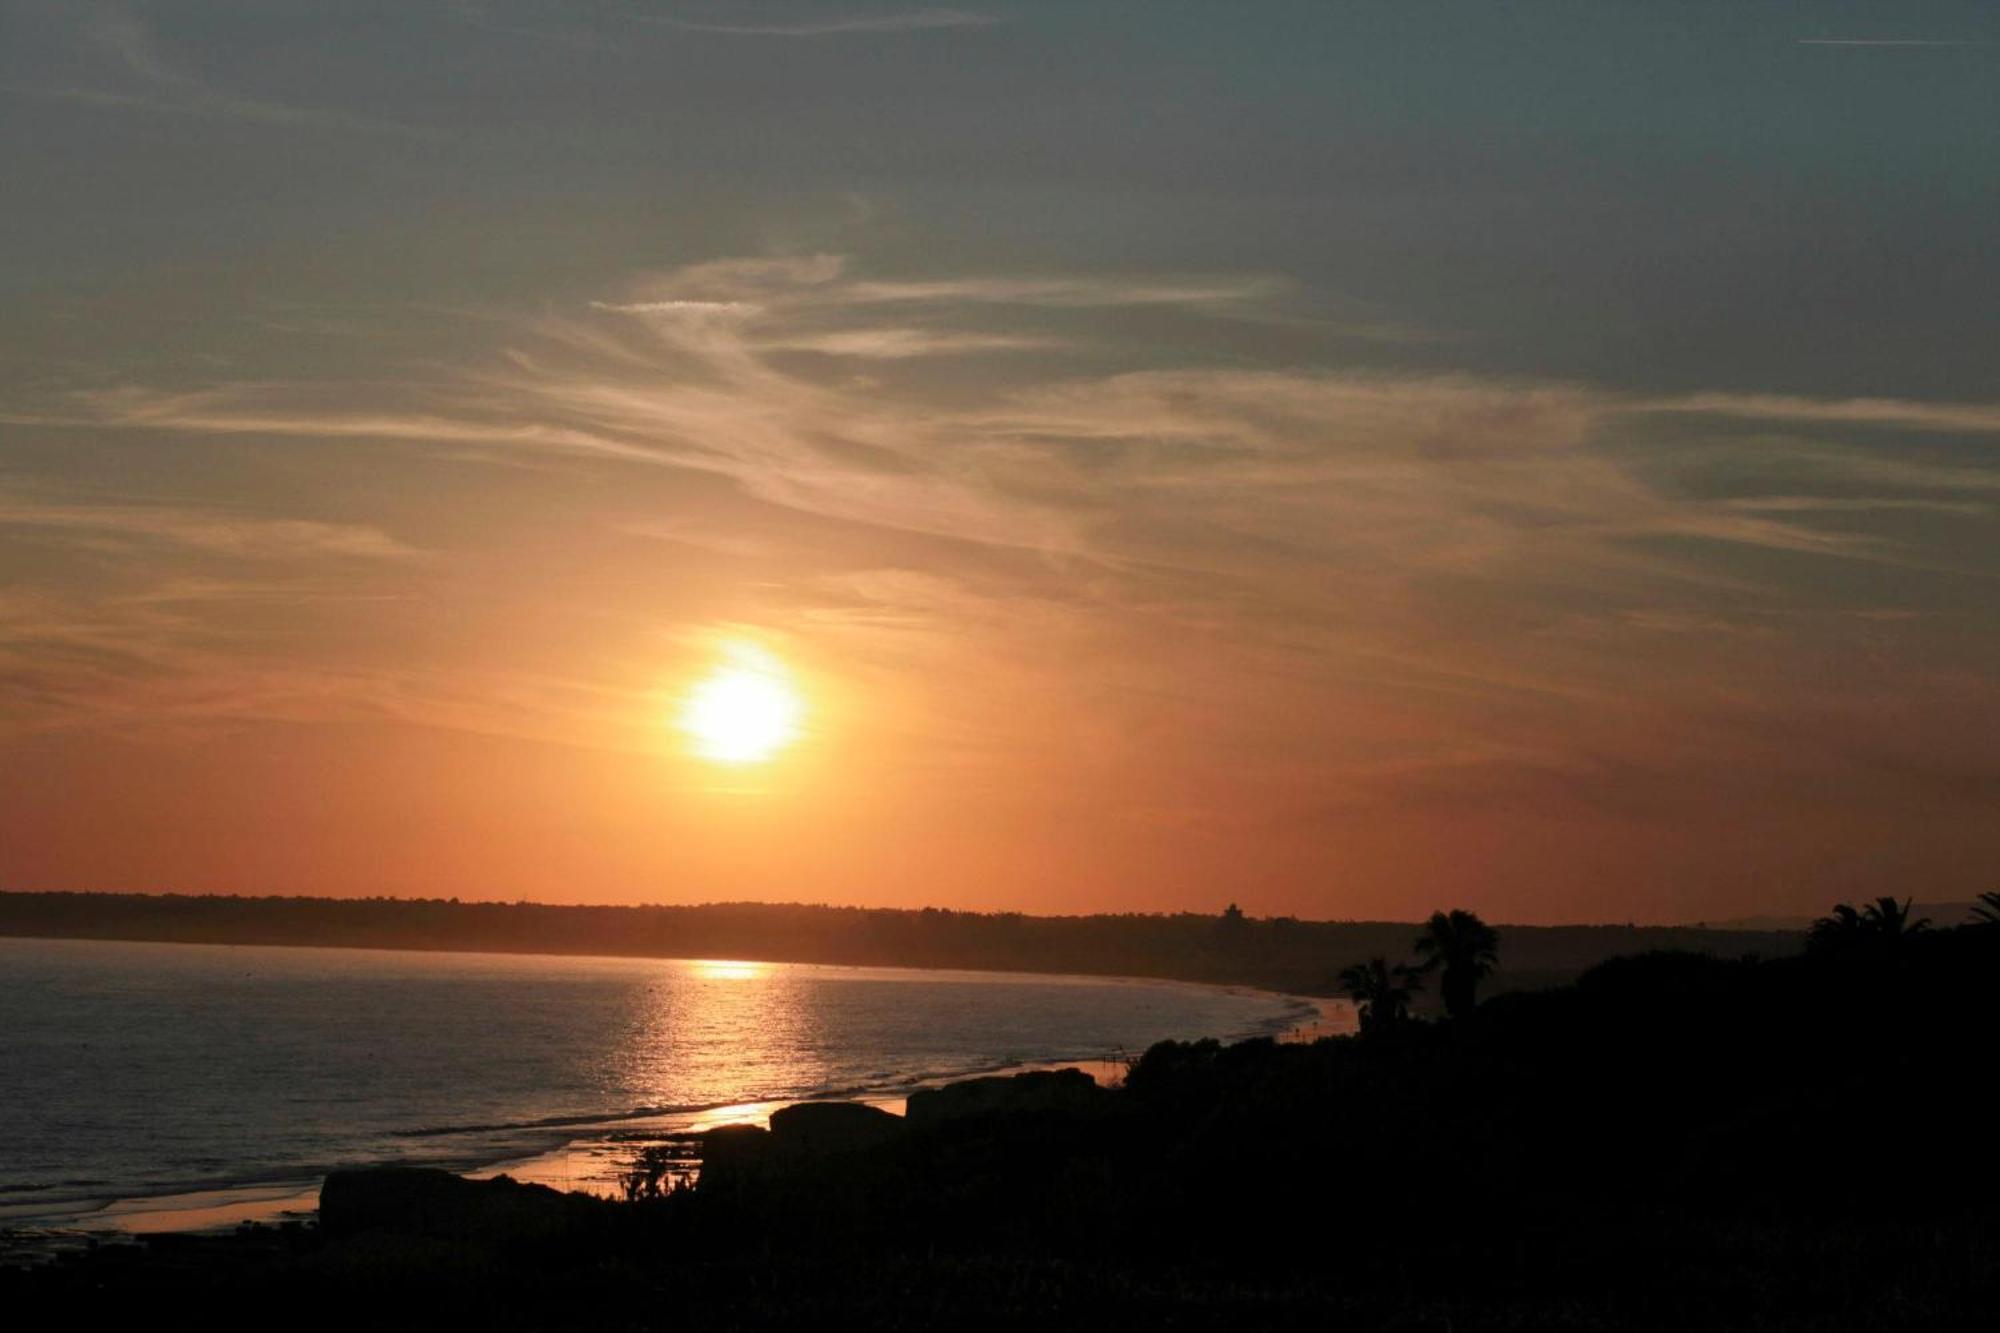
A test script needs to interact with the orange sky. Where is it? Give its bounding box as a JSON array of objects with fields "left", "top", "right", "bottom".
[{"left": 3, "top": 7, "right": 1997, "bottom": 924}]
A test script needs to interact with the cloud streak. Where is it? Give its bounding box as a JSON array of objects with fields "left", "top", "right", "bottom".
[
  {"left": 1643, "top": 391, "right": 2000, "bottom": 435},
  {"left": 1797, "top": 38, "right": 1983, "bottom": 48},
  {"left": 644, "top": 9, "right": 997, "bottom": 38},
  {"left": 0, "top": 494, "right": 417, "bottom": 560},
  {"left": 23, "top": 11, "right": 438, "bottom": 139},
  {"left": 38, "top": 258, "right": 2000, "bottom": 592}
]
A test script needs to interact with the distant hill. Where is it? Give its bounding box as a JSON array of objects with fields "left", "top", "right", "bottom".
[
  {"left": 1698, "top": 901, "right": 1979, "bottom": 932},
  {"left": 0, "top": 891, "right": 1799, "bottom": 1001}
]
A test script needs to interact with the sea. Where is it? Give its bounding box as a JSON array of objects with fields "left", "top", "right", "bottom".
[{"left": 0, "top": 937, "right": 1323, "bottom": 1235}]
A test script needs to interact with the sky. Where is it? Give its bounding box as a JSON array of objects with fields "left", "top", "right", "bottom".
[{"left": 1, "top": 2, "right": 1995, "bottom": 924}]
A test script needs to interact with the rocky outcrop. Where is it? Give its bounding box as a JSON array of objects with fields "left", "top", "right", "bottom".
[
  {"left": 700, "top": 1122, "right": 772, "bottom": 1160},
  {"left": 318, "top": 1168, "right": 607, "bottom": 1245},
  {"left": 767, "top": 1100, "right": 904, "bottom": 1154},
  {"left": 905, "top": 1068, "right": 1107, "bottom": 1127},
  {"left": 696, "top": 1104, "right": 901, "bottom": 1194},
  {"left": 697, "top": 1076, "right": 1109, "bottom": 1194}
]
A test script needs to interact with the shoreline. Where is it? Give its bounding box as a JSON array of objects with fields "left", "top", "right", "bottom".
[
  {"left": 7, "top": 932, "right": 1988, "bottom": 1324},
  {"left": 1, "top": 963, "right": 1345, "bottom": 1250}
]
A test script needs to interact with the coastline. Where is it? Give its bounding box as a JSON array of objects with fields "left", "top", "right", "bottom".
[
  {"left": 1, "top": 960, "right": 1343, "bottom": 1253},
  {"left": 7, "top": 921, "right": 1990, "bottom": 1325}
]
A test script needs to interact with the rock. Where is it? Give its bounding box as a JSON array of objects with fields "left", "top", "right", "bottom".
[
  {"left": 697, "top": 1105, "right": 901, "bottom": 1193},
  {"left": 905, "top": 1068, "right": 1107, "bottom": 1128},
  {"left": 766, "top": 1100, "right": 904, "bottom": 1155},
  {"left": 318, "top": 1168, "right": 603, "bottom": 1245},
  {"left": 700, "top": 1122, "right": 772, "bottom": 1161},
  {"left": 694, "top": 1123, "right": 776, "bottom": 1192}
]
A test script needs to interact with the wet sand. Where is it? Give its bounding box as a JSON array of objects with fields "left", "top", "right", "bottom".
[{"left": 1276, "top": 995, "right": 1355, "bottom": 1043}]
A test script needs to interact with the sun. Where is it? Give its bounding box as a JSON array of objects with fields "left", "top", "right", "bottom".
[{"left": 677, "top": 643, "right": 804, "bottom": 764}]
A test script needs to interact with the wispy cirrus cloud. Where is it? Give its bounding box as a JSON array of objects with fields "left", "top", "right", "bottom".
[
  {"left": 9, "top": 256, "right": 1997, "bottom": 811},
  {"left": 643, "top": 8, "right": 997, "bottom": 38},
  {"left": 0, "top": 493, "right": 417, "bottom": 560},
  {"left": 20, "top": 11, "right": 437, "bottom": 139},
  {"left": 837, "top": 273, "right": 1288, "bottom": 310},
  {"left": 607, "top": 254, "right": 1288, "bottom": 316},
  {"left": 35, "top": 256, "right": 2000, "bottom": 585},
  {"left": 446, "top": 2, "right": 994, "bottom": 52},
  {"left": 0, "top": 490, "right": 422, "bottom": 735},
  {"left": 1797, "top": 38, "right": 1984, "bottom": 48},
  {"left": 761, "top": 328, "right": 1057, "bottom": 358},
  {"left": 1642, "top": 391, "right": 2000, "bottom": 435},
  {"left": 590, "top": 300, "right": 762, "bottom": 317},
  {"left": 18, "top": 385, "right": 664, "bottom": 466}
]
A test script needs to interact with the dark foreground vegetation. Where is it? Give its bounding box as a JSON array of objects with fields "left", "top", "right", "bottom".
[
  {"left": 0, "top": 890, "right": 1800, "bottom": 998},
  {"left": 8, "top": 897, "right": 1995, "bottom": 1331}
]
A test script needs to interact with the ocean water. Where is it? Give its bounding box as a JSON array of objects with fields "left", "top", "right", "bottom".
[{"left": 0, "top": 937, "right": 1312, "bottom": 1227}]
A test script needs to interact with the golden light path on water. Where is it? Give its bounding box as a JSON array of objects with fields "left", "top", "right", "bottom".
[
  {"left": 618, "top": 959, "right": 828, "bottom": 1111},
  {"left": 689, "top": 959, "right": 769, "bottom": 983}
]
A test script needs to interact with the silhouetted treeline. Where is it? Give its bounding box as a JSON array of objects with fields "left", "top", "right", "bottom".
[{"left": 0, "top": 890, "right": 1797, "bottom": 998}]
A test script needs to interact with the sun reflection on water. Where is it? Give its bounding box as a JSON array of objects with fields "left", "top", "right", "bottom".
[
  {"left": 616, "top": 959, "right": 828, "bottom": 1111},
  {"left": 688, "top": 959, "right": 768, "bottom": 982}
]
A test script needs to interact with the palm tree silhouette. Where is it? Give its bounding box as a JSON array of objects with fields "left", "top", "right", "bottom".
[
  {"left": 1809, "top": 897, "right": 1929, "bottom": 954},
  {"left": 1860, "top": 896, "right": 1929, "bottom": 938},
  {"left": 1337, "top": 956, "right": 1423, "bottom": 1036},
  {"left": 1808, "top": 902, "right": 1867, "bottom": 953},
  {"left": 1412, "top": 910, "right": 1500, "bottom": 1021},
  {"left": 1969, "top": 891, "right": 2000, "bottom": 927}
]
